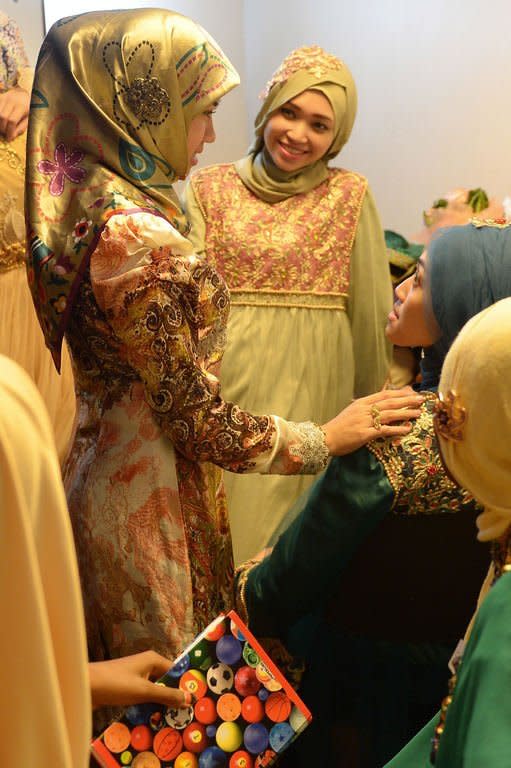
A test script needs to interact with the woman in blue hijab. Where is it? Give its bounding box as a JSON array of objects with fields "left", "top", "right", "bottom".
[{"left": 235, "top": 220, "right": 511, "bottom": 767}]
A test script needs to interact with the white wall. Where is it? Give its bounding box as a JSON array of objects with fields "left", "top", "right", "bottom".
[
  {"left": 243, "top": 0, "right": 511, "bottom": 236},
  {"left": 11, "top": 0, "right": 511, "bottom": 236}
]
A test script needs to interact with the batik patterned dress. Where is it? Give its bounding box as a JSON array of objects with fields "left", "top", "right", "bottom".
[{"left": 64, "top": 210, "right": 328, "bottom": 662}]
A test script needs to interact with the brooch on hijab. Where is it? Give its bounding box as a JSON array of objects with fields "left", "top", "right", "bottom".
[
  {"left": 433, "top": 390, "right": 466, "bottom": 441},
  {"left": 126, "top": 76, "right": 170, "bottom": 122}
]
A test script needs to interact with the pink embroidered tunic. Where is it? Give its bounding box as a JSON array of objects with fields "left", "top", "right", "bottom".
[{"left": 63, "top": 211, "right": 328, "bottom": 662}]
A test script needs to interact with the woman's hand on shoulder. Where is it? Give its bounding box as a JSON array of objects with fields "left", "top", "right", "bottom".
[
  {"left": 321, "top": 387, "right": 424, "bottom": 456},
  {"left": 0, "top": 85, "right": 30, "bottom": 141},
  {"left": 89, "top": 651, "right": 188, "bottom": 710}
]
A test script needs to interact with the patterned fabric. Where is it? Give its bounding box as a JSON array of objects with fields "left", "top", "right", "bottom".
[
  {"left": 0, "top": 14, "right": 28, "bottom": 91},
  {"left": 64, "top": 212, "right": 329, "bottom": 662},
  {"left": 0, "top": 132, "right": 25, "bottom": 272},
  {"left": 367, "top": 394, "right": 475, "bottom": 516},
  {"left": 191, "top": 164, "right": 366, "bottom": 294},
  {"left": 26, "top": 9, "right": 240, "bottom": 369}
]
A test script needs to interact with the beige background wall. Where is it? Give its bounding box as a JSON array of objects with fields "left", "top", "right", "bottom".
[{"left": 6, "top": 0, "right": 511, "bottom": 236}]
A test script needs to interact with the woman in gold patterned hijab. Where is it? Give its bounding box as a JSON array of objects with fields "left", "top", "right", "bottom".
[
  {"left": 0, "top": 13, "right": 75, "bottom": 463},
  {"left": 25, "top": 11, "right": 418, "bottom": 670},
  {"left": 185, "top": 45, "right": 393, "bottom": 563}
]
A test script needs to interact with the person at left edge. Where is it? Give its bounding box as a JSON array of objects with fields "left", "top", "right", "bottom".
[{"left": 25, "top": 10, "right": 422, "bottom": 665}]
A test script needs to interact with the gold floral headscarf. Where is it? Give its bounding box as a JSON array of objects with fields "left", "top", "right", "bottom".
[
  {"left": 0, "top": 13, "right": 28, "bottom": 91},
  {"left": 26, "top": 9, "right": 239, "bottom": 370},
  {"left": 236, "top": 45, "right": 357, "bottom": 203}
]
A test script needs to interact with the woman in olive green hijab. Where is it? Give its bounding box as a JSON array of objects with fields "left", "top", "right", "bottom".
[{"left": 185, "top": 46, "right": 393, "bottom": 563}]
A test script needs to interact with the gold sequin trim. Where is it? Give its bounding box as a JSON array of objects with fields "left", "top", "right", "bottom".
[
  {"left": 470, "top": 217, "right": 511, "bottom": 229},
  {"left": 0, "top": 139, "right": 25, "bottom": 175},
  {"left": 229, "top": 290, "right": 348, "bottom": 310},
  {"left": 0, "top": 241, "right": 26, "bottom": 273}
]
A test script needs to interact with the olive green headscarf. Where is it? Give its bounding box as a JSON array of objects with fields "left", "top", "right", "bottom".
[
  {"left": 26, "top": 9, "right": 239, "bottom": 370},
  {"left": 236, "top": 45, "right": 357, "bottom": 203}
]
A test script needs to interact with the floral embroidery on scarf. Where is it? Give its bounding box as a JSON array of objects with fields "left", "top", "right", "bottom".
[{"left": 37, "top": 142, "right": 87, "bottom": 196}]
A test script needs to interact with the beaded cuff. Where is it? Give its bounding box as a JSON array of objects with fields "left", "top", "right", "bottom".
[{"left": 288, "top": 420, "right": 329, "bottom": 474}]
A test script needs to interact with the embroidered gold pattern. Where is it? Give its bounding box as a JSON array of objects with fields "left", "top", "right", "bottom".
[
  {"left": 367, "top": 394, "right": 476, "bottom": 515},
  {"left": 434, "top": 389, "right": 466, "bottom": 441},
  {"left": 192, "top": 164, "right": 366, "bottom": 294},
  {"left": 126, "top": 76, "right": 170, "bottom": 121},
  {"left": 229, "top": 290, "right": 348, "bottom": 310},
  {"left": 262, "top": 45, "right": 343, "bottom": 97},
  {"left": 470, "top": 216, "right": 511, "bottom": 229}
]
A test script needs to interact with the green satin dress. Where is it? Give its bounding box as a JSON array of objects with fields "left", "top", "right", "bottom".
[{"left": 236, "top": 397, "right": 491, "bottom": 767}]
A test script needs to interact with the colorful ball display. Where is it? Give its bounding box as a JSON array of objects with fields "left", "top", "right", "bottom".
[
  {"left": 265, "top": 692, "right": 292, "bottom": 723},
  {"left": 204, "top": 621, "right": 226, "bottom": 642},
  {"left": 180, "top": 669, "right": 208, "bottom": 699},
  {"left": 174, "top": 753, "right": 199, "bottom": 768},
  {"left": 234, "top": 666, "right": 261, "bottom": 697},
  {"left": 198, "top": 746, "right": 228, "bottom": 768},
  {"left": 153, "top": 727, "right": 183, "bottom": 761},
  {"left": 229, "top": 620, "right": 245, "bottom": 641},
  {"left": 104, "top": 722, "right": 131, "bottom": 754},
  {"left": 167, "top": 655, "right": 191, "bottom": 679},
  {"left": 131, "top": 752, "right": 160, "bottom": 768},
  {"left": 269, "top": 722, "right": 294, "bottom": 753},
  {"left": 194, "top": 696, "right": 218, "bottom": 725},
  {"left": 190, "top": 639, "right": 214, "bottom": 671},
  {"left": 289, "top": 704, "right": 308, "bottom": 732},
  {"left": 243, "top": 723, "right": 269, "bottom": 755},
  {"left": 183, "top": 722, "right": 208, "bottom": 754},
  {"left": 216, "top": 635, "right": 242, "bottom": 666},
  {"left": 130, "top": 725, "right": 153, "bottom": 752},
  {"left": 240, "top": 695, "right": 264, "bottom": 724},
  {"left": 254, "top": 749, "right": 277, "bottom": 767},
  {"left": 216, "top": 693, "right": 241, "bottom": 722},
  {"left": 242, "top": 643, "right": 260, "bottom": 669},
  {"left": 207, "top": 663, "right": 234, "bottom": 694},
  {"left": 215, "top": 721, "right": 243, "bottom": 753},
  {"left": 229, "top": 751, "right": 254, "bottom": 768},
  {"left": 165, "top": 705, "right": 194, "bottom": 730}
]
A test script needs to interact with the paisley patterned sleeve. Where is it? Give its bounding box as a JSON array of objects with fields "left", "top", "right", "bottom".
[{"left": 90, "top": 212, "right": 329, "bottom": 475}]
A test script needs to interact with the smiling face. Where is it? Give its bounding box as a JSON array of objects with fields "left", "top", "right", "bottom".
[
  {"left": 186, "top": 102, "right": 218, "bottom": 172},
  {"left": 262, "top": 89, "right": 335, "bottom": 172},
  {"left": 385, "top": 252, "right": 440, "bottom": 348}
]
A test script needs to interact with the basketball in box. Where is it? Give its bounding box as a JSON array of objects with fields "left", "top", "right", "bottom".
[{"left": 92, "top": 610, "right": 311, "bottom": 767}]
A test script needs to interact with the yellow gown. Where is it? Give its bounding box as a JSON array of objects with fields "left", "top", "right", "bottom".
[
  {"left": 0, "top": 68, "right": 75, "bottom": 463},
  {"left": 0, "top": 354, "right": 90, "bottom": 767},
  {"left": 185, "top": 164, "right": 392, "bottom": 562}
]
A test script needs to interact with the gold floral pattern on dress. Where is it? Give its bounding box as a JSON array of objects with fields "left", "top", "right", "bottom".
[
  {"left": 191, "top": 165, "right": 366, "bottom": 295},
  {"left": 367, "top": 394, "right": 477, "bottom": 516}
]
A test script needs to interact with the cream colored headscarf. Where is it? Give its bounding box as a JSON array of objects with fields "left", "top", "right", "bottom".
[
  {"left": 437, "top": 297, "right": 511, "bottom": 542},
  {"left": 235, "top": 45, "right": 357, "bottom": 203},
  {"left": 0, "top": 354, "right": 90, "bottom": 767},
  {"left": 26, "top": 9, "right": 239, "bottom": 369}
]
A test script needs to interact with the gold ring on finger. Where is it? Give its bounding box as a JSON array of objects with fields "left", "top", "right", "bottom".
[{"left": 370, "top": 404, "right": 382, "bottom": 430}]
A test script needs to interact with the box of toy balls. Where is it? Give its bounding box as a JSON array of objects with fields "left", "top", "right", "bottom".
[{"left": 91, "top": 610, "right": 311, "bottom": 767}]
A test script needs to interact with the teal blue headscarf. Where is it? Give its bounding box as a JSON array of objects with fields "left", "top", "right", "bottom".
[{"left": 421, "top": 222, "right": 511, "bottom": 389}]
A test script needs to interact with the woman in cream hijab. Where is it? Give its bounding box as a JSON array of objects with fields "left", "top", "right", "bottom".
[
  {"left": 0, "top": 14, "right": 75, "bottom": 463},
  {"left": 387, "top": 295, "right": 511, "bottom": 767},
  {"left": 185, "top": 46, "right": 393, "bottom": 563}
]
